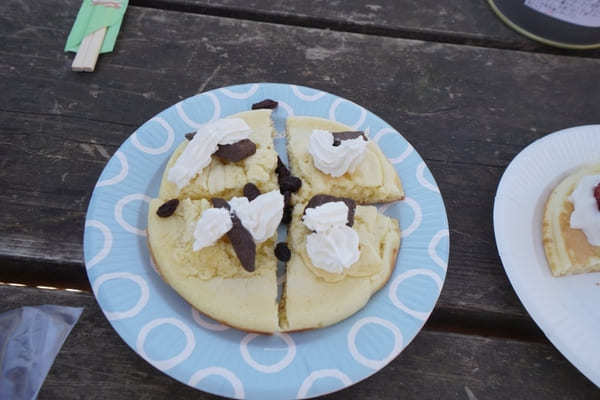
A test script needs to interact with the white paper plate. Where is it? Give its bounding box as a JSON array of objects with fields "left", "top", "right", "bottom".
[{"left": 494, "top": 125, "right": 600, "bottom": 387}]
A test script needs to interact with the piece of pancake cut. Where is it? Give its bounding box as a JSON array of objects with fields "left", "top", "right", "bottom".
[
  {"left": 280, "top": 204, "right": 401, "bottom": 331},
  {"left": 147, "top": 198, "right": 278, "bottom": 333},
  {"left": 286, "top": 116, "right": 404, "bottom": 204},
  {"left": 159, "top": 110, "right": 279, "bottom": 201},
  {"left": 543, "top": 163, "right": 600, "bottom": 277}
]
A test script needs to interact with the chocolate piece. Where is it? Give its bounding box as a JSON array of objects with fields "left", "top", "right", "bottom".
[
  {"left": 211, "top": 197, "right": 254, "bottom": 272},
  {"left": 276, "top": 156, "right": 291, "bottom": 182},
  {"left": 274, "top": 242, "right": 291, "bottom": 262},
  {"left": 243, "top": 183, "right": 260, "bottom": 201},
  {"left": 333, "top": 139, "right": 341, "bottom": 146},
  {"left": 185, "top": 132, "right": 196, "bottom": 141},
  {"left": 227, "top": 215, "right": 256, "bottom": 272},
  {"left": 281, "top": 206, "right": 293, "bottom": 225},
  {"left": 211, "top": 198, "right": 230, "bottom": 210},
  {"left": 252, "top": 99, "right": 278, "bottom": 110},
  {"left": 303, "top": 194, "right": 357, "bottom": 227},
  {"left": 332, "top": 131, "right": 368, "bottom": 142},
  {"left": 279, "top": 176, "right": 302, "bottom": 193},
  {"left": 283, "top": 191, "right": 292, "bottom": 207},
  {"left": 595, "top": 184, "right": 600, "bottom": 211},
  {"left": 213, "top": 139, "right": 256, "bottom": 162},
  {"left": 156, "top": 199, "right": 179, "bottom": 217}
]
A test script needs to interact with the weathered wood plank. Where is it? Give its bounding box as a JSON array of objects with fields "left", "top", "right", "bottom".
[
  {"left": 0, "top": 285, "right": 594, "bottom": 399},
  {"left": 2, "top": 1, "right": 600, "bottom": 322},
  {"left": 138, "top": 0, "right": 600, "bottom": 56}
]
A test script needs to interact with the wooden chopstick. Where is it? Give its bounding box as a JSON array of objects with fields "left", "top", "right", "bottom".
[{"left": 71, "top": 27, "right": 107, "bottom": 72}]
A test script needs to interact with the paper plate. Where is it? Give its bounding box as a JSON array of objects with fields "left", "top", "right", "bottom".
[
  {"left": 494, "top": 125, "right": 600, "bottom": 387},
  {"left": 83, "top": 83, "right": 449, "bottom": 399}
]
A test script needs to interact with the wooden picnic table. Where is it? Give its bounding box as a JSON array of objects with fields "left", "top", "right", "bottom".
[{"left": 1, "top": 0, "right": 599, "bottom": 398}]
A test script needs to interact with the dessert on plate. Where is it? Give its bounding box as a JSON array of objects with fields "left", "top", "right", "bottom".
[
  {"left": 281, "top": 195, "right": 401, "bottom": 331},
  {"left": 543, "top": 163, "right": 600, "bottom": 276},
  {"left": 286, "top": 116, "right": 404, "bottom": 204},
  {"left": 148, "top": 189, "right": 283, "bottom": 333},
  {"left": 147, "top": 102, "right": 404, "bottom": 333},
  {"left": 159, "top": 109, "right": 279, "bottom": 200}
]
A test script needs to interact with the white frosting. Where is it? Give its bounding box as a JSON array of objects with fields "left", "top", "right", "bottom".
[
  {"left": 569, "top": 174, "right": 600, "bottom": 246},
  {"left": 167, "top": 118, "right": 252, "bottom": 189},
  {"left": 303, "top": 200, "right": 361, "bottom": 273},
  {"left": 305, "top": 225, "right": 360, "bottom": 274},
  {"left": 229, "top": 190, "right": 284, "bottom": 243},
  {"left": 308, "top": 129, "right": 367, "bottom": 177},
  {"left": 303, "top": 201, "right": 349, "bottom": 232},
  {"left": 192, "top": 208, "right": 233, "bottom": 251}
]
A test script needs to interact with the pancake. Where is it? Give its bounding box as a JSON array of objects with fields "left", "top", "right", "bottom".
[
  {"left": 543, "top": 163, "right": 600, "bottom": 277},
  {"left": 147, "top": 198, "right": 279, "bottom": 333},
  {"left": 285, "top": 116, "right": 404, "bottom": 204},
  {"left": 281, "top": 204, "right": 401, "bottom": 331},
  {"left": 159, "top": 109, "right": 279, "bottom": 201}
]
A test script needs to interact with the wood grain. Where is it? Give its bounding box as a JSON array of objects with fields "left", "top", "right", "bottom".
[
  {"left": 2, "top": 1, "right": 600, "bottom": 322},
  {"left": 0, "top": 285, "right": 594, "bottom": 399},
  {"left": 134, "top": 0, "right": 600, "bottom": 57}
]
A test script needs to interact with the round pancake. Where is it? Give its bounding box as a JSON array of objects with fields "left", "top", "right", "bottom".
[{"left": 543, "top": 163, "right": 600, "bottom": 277}]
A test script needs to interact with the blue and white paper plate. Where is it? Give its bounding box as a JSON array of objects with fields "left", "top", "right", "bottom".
[{"left": 83, "top": 83, "right": 449, "bottom": 399}]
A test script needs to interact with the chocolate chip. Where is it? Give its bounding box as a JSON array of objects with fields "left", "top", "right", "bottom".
[
  {"left": 156, "top": 199, "right": 179, "bottom": 217},
  {"left": 303, "top": 194, "right": 356, "bottom": 227},
  {"left": 281, "top": 206, "right": 293, "bottom": 225},
  {"left": 213, "top": 139, "right": 257, "bottom": 162},
  {"left": 332, "top": 131, "right": 368, "bottom": 143},
  {"left": 333, "top": 139, "right": 341, "bottom": 146},
  {"left": 279, "top": 176, "right": 302, "bottom": 193},
  {"left": 211, "top": 198, "right": 230, "bottom": 210},
  {"left": 283, "top": 191, "right": 292, "bottom": 207},
  {"left": 274, "top": 242, "right": 291, "bottom": 262},
  {"left": 185, "top": 132, "right": 196, "bottom": 141},
  {"left": 227, "top": 215, "right": 256, "bottom": 272},
  {"left": 595, "top": 184, "right": 600, "bottom": 211},
  {"left": 243, "top": 183, "right": 260, "bottom": 201},
  {"left": 252, "top": 99, "right": 278, "bottom": 110},
  {"left": 276, "top": 156, "right": 291, "bottom": 183}
]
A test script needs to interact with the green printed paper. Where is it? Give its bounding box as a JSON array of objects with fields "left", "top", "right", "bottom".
[{"left": 65, "top": 0, "right": 128, "bottom": 54}]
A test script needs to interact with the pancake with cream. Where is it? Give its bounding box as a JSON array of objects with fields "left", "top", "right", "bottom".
[
  {"left": 147, "top": 192, "right": 282, "bottom": 334},
  {"left": 543, "top": 163, "right": 600, "bottom": 276},
  {"left": 286, "top": 116, "right": 404, "bottom": 204},
  {"left": 281, "top": 197, "right": 401, "bottom": 331},
  {"left": 159, "top": 110, "right": 279, "bottom": 201}
]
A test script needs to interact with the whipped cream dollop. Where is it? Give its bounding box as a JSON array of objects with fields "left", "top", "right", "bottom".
[
  {"left": 303, "top": 201, "right": 360, "bottom": 273},
  {"left": 308, "top": 129, "right": 367, "bottom": 177},
  {"left": 306, "top": 225, "right": 360, "bottom": 273},
  {"left": 569, "top": 174, "right": 600, "bottom": 246},
  {"left": 229, "top": 190, "right": 284, "bottom": 243},
  {"left": 303, "top": 201, "right": 349, "bottom": 232},
  {"left": 193, "top": 207, "right": 233, "bottom": 251},
  {"left": 168, "top": 118, "right": 252, "bottom": 189}
]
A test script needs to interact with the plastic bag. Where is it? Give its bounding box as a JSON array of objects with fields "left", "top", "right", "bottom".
[{"left": 0, "top": 305, "right": 83, "bottom": 400}]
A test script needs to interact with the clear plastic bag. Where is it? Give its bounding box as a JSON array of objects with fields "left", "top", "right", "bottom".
[{"left": 0, "top": 305, "right": 83, "bottom": 400}]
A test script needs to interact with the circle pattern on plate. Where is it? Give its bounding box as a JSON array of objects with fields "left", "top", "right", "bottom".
[{"left": 84, "top": 83, "right": 449, "bottom": 399}]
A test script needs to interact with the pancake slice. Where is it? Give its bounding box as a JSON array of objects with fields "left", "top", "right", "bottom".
[
  {"left": 147, "top": 198, "right": 279, "bottom": 333},
  {"left": 159, "top": 109, "right": 279, "bottom": 201},
  {"left": 281, "top": 203, "right": 401, "bottom": 331},
  {"left": 543, "top": 163, "right": 600, "bottom": 277},
  {"left": 286, "top": 116, "right": 404, "bottom": 204}
]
